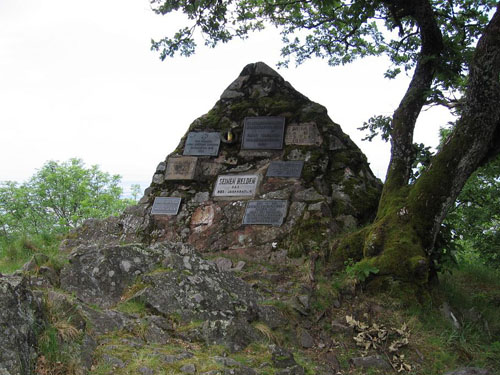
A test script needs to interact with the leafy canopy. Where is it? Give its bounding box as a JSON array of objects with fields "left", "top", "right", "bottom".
[
  {"left": 0, "top": 158, "right": 134, "bottom": 237},
  {"left": 151, "top": 0, "right": 496, "bottom": 108}
]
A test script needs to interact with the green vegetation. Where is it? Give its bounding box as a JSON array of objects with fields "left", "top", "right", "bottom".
[{"left": 0, "top": 158, "right": 138, "bottom": 273}]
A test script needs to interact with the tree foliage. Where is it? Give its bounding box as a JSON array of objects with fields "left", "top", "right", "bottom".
[
  {"left": 0, "top": 158, "right": 133, "bottom": 237},
  {"left": 151, "top": 0, "right": 496, "bottom": 108},
  {"left": 445, "top": 152, "right": 500, "bottom": 267}
]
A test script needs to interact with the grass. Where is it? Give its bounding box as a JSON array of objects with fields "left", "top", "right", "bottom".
[{"left": 0, "top": 233, "right": 63, "bottom": 274}]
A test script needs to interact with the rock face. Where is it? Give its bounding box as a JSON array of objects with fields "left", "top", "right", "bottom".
[
  {"left": 60, "top": 241, "right": 283, "bottom": 351},
  {"left": 63, "top": 62, "right": 381, "bottom": 256},
  {"left": 0, "top": 275, "right": 42, "bottom": 375}
]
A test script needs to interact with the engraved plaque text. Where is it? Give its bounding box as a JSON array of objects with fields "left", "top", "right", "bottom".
[
  {"left": 213, "top": 174, "right": 259, "bottom": 197},
  {"left": 243, "top": 200, "right": 288, "bottom": 226},
  {"left": 242, "top": 117, "right": 285, "bottom": 150},
  {"left": 151, "top": 197, "right": 182, "bottom": 215},
  {"left": 266, "top": 161, "right": 304, "bottom": 178},
  {"left": 184, "top": 132, "right": 221, "bottom": 156}
]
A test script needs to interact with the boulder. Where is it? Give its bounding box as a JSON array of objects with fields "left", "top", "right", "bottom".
[{"left": 0, "top": 275, "right": 42, "bottom": 375}]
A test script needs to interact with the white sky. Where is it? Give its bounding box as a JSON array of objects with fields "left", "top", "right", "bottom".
[{"left": 0, "top": 0, "right": 453, "bottom": 195}]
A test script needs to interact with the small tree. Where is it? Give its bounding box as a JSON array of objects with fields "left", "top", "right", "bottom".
[{"left": 0, "top": 158, "right": 131, "bottom": 236}]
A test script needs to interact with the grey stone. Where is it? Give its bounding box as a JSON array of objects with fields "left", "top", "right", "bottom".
[
  {"left": 213, "top": 356, "right": 243, "bottom": 367},
  {"left": 193, "top": 192, "right": 210, "bottom": 203},
  {"left": 180, "top": 363, "right": 197, "bottom": 374},
  {"left": 101, "top": 354, "right": 125, "bottom": 368},
  {"left": 159, "top": 352, "right": 193, "bottom": 364},
  {"left": 156, "top": 161, "right": 167, "bottom": 172},
  {"left": 152, "top": 173, "right": 165, "bottom": 185},
  {"left": 276, "top": 365, "right": 305, "bottom": 375},
  {"left": 80, "top": 334, "right": 97, "bottom": 371},
  {"left": 0, "top": 275, "right": 42, "bottom": 375},
  {"left": 299, "top": 329, "right": 314, "bottom": 348},
  {"left": 214, "top": 257, "right": 233, "bottom": 272},
  {"left": 444, "top": 368, "right": 491, "bottom": 375},
  {"left": 138, "top": 366, "right": 155, "bottom": 375},
  {"left": 293, "top": 188, "right": 324, "bottom": 202},
  {"left": 60, "top": 243, "right": 163, "bottom": 308},
  {"left": 270, "top": 346, "right": 296, "bottom": 368},
  {"left": 232, "top": 261, "right": 246, "bottom": 272},
  {"left": 350, "top": 355, "right": 392, "bottom": 370}
]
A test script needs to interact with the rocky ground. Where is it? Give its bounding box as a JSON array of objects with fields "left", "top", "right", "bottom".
[{"left": 1, "top": 239, "right": 494, "bottom": 375}]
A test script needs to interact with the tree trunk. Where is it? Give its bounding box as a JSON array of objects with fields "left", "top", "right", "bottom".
[{"left": 333, "top": 4, "right": 500, "bottom": 286}]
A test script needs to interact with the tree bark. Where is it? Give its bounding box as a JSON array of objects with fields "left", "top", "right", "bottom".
[
  {"left": 333, "top": 4, "right": 500, "bottom": 286},
  {"left": 382, "top": 0, "right": 443, "bottom": 196}
]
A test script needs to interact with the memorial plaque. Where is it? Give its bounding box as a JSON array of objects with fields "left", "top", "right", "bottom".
[
  {"left": 165, "top": 156, "right": 197, "bottom": 180},
  {"left": 243, "top": 200, "right": 288, "bottom": 226},
  {"left": 213, "top": 174, "right": 259, "bottom": 197},
  {"left": 242, "top": 117, "right": 285, "bottom": 150},
  {"left": 285, "top": 122, "right": 322, "bottom": 146},
  {"left": 266, "top": 161, "right": 304, "bottom": 178},
  {"left": 183, "top": 132, "right": 221, "bottom": 156},
  {"left": 151, "top": 197, "right": 182, "bottom": 215}
]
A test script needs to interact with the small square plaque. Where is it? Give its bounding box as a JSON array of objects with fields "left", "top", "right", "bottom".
[
  {"left": 285, "top": 122, "right": 322, "bottom": 146},
  {"left": 183, "top": 132, "right": 221, "bottom": 156},
  {"left": 165, "top": 156, "right": 198, "bottom": 180},
  {"left": 213, "top": 174, "right": 259, "bottom": 197},
  {"left": 242, "top": 200, "right": 288, "bottom": 226},
  {"left": 242, "top": 117, "right": 285, "bottom": 150},
  {"left": 151, "top": 197, "right": 182, "bottom": 215},
  {"left": 266, "top": 161, "right": 304, "bottom": 178}
]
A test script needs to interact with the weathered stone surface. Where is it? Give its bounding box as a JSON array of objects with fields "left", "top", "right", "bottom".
[
  {"left": 60, "top": 243, "right": 163, "bottom": 308},
  {"left": 130, "top": 243, "right": 261, "bottom": 321},
  {"left": 350, "top": 355, "right": 392, "bottom": 370},
  {"left": 299, "top": 329, "right": 314, "bottom": 348},
  {"left": 271, "top": 346, "right": 297, "bottom": 368},
  {"left": 180, "top": 363, "right": 197, "bottom": 374},
  {"left": 0, "top": 276, "right": 42, "bottom": 375},
  {"left": 444, "top": 368, "right": 491, "bottom": 375}
]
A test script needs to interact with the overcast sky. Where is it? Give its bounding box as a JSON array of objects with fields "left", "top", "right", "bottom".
[{"left": 0, "top": 0, "right": 452, "bottom": 195}]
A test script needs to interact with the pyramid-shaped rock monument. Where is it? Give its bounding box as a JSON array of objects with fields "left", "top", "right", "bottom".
[{"left": 63, "top": 62, "right": 382, "bottom": 256}]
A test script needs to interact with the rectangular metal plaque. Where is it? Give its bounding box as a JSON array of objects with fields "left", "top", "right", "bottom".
[
  {"left": 165, "top": 156, "right": 197, "bottom": 180},
  {"left": 183, "top": 132, "right": 221, "bottom": 156},
  {"left": 243, "top": 200, "right": 288, "bottom": 226},
  {"left": 151, "top": 197, "right": 182, "bottom": 215},
  {"left": 285, "top": 122, "right": 322, "bottom": 146},
  {"left": 213, "top": 174, "right": 259, "bottom": 197},
  {"left": 266, "top": 161, "right": 304, "bottom": 178},
  {"left": 242, "top": 117, "right": 285, "bottom": 150}
]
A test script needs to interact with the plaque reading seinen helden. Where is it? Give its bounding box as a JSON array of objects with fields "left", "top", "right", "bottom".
[
  {"left": 183, "top": 132, "right": 221, "bottom": 156},
  {"left": 213, "top": 174, "right": 259, "bottom": 197},
  {"left": 242, "top": 117, "right": 285, "bottom": 150},
  {"left": 151, "top": 197, "right": 182, "bottom": 215},
  {"left": 165, "top": 156, "right": 198, "bottom": 180},
  {"left": 242, "top": 200, "right": 288, "bottom": 226},
  {"left": 266, "top": 161, "right": 304, "bottom": 178}
]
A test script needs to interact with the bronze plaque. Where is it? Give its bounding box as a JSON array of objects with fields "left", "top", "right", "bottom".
[{"left": 165, "top": 156, "right": 197, "bottom": 180}]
